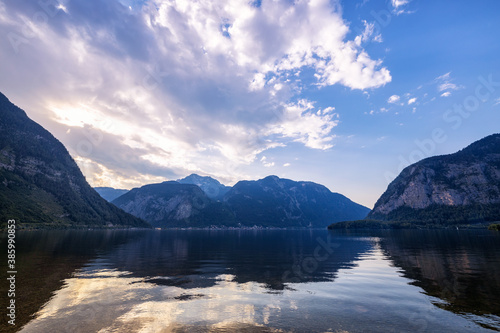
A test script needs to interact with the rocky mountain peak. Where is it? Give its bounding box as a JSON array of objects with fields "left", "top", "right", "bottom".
[
  {"left": 368, "top": 134, "right": 500, "bottom": 223},
  {"left": 177, "top": 173, "right": 230, "bottom": 200}
]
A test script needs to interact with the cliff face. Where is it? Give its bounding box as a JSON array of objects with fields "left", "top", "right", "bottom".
[
  {"left": 0, "top": 92, "right": 149, "bottom": 228},
  {"left": 369, "top": 134, "right": 500, "bottom": 223},
  {"left": 224, "top": 175, "right": 370, "bottom": 227}
]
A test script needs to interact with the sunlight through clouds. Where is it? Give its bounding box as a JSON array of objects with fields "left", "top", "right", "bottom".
[{"left": 0, "top": 0, "right": 390, "bottom": 189}]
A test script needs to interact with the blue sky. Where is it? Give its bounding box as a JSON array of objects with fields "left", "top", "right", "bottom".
[{"left": 1, "top": 0, "right": 499, "bottom": 208}]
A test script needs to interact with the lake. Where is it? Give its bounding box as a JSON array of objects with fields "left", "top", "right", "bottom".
[{"left": 1, "top": 229, "right": 499, "bottom": 332}]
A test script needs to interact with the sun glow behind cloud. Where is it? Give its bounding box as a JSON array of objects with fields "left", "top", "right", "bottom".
[{"left": 0, "top": 0, "right": 392, "bottom": 189}]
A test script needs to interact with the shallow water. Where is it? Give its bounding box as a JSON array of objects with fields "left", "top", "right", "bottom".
[{"left": 1, "top": 229, "right": 499, "bottom": 332}]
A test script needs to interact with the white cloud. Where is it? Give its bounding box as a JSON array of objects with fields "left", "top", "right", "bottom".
[
  {"left": 0, "top": 0, "right": 390, "bottom": 187},
  {"left": 391, "top": 0, "right": 413, "bottom": 15},
  {"left": 260, "top": 156, "right": 275, "bottom": 168},
  {"left": 433, "top": 72, "right": 463, "bottom": 98},
  {"left": 493, "top": 98, "right": 500, "bottom": 106},
  {"left": 265, "top": 100, "right": 338, "bottom": 150},
  {"left": 438, "top": 83, "right": 459, "bottom": 92},
  {"left": 435, "top": 72, "right": 451, "bottom": 81},
  {"left": 407, "top": 97, "right": 417, "bottom": 105},
  {"left": 392, "top": 0, "right": 409, "bottom": 8},
  {"left": 249, "top": 73, "right": 266, "bottom": 91},
  {"left": 387, "top": 95, "right": 400, "bottom": 104},
  {"left": 283, "top": 163, "right": 290, "bottom": 167},
  {"left": 355, "top": 20, "right": 383, "bottom": 46}
]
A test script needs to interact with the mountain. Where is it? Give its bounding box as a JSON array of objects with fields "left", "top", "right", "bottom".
[
  {"left": 365, "top": 134, "right": 500, "bottom": 225},
  {"left": 111, "top": 176, "right": 368, "bottom": 228},
  {"left": 379, "top": 231, "right": 500, "bottom": 324},
  {"left": 223, "top": 175, "right": 370, "bottom": 227},
  {"left": 177, "top": 174, "right": 230, "bottom": 200},
  {"left": 94, "top": 187, "right": 129, "bottom": 202},
  {"left": 0, "top": 92, "right": 149, "bottom": 228},
  {"left": 112, "top": 181, "right": 236, "bottom": 228}
]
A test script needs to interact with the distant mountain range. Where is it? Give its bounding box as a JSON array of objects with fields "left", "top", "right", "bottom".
[
  {"left": 331, "top": 134, "right": 500, "bottom": 228},
  {"left": 95, "top": 174, "right": 231, "bottom": 203},
  {"left": 111, "top": 175, "right": 370, "bottom": 228},
  {"left": 0, "top": 92, "right": 149, "bottom": 228},
  {"left": 112, "top": 181, "right": 235, "bottom": 228},
  {"left": 223, "top": 175, "right": 369, "bottom": 227},
  {"left": 94, "top": 187, "right": 129, "bottom": 202}
]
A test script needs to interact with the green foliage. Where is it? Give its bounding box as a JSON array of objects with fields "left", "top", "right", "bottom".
[
  {"left": 329, "top": 218, "right": 493, "bottom": 230},
  {"left": 369, "top": 203, "right": 500, "bottom": 226},
  {"left": 488, "top": 223, "right": 500, "bottom": 231}
]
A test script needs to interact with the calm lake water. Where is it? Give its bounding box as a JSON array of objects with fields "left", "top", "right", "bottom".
[{"left": 1, "top": 229, "right": 500, "bottom": 332}]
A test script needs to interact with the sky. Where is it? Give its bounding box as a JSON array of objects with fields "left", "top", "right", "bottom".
[{"left": 1, "top": 0, "right": 499, "bottom": 208}]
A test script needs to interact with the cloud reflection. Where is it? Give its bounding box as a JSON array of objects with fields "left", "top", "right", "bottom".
[
  {"left": 20, "top": 267, "right": 289, "bottom": 333},
  {"left": 18, "top": 230, "right": 494, "bottom": 333}
]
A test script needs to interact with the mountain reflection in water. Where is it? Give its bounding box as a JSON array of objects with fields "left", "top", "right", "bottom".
[
  {"left": 1, "top": 229, "right": 498, "bottom": 332},
  {"left": 378, "top": 229, "right": 500, "bottom": 331}
]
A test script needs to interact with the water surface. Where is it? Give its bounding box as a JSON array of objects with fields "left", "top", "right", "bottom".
[{"left": 1, "top": 229, "right": 499, "bottom": 332}]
